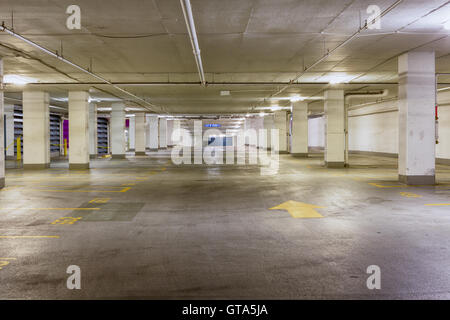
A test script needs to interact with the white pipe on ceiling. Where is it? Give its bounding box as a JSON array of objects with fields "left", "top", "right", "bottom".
[
  {"left": 180, "top": 0, "right": 206, "bottom": 86},
  {"left": 0, "top": 24, "right": 164, "bottom": 114}
]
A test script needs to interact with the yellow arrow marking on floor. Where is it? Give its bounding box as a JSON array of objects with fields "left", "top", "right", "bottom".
[{"left": 270, "top": 201, "right": 324, "bottom": 218}]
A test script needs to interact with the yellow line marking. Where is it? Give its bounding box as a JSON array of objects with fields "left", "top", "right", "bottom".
[
  {"left": 425, "top": 203, "right": 450, "bottom": 206},
  {"left": 400, "top": 192, "right": 422, "bottom": 198},
  {"left": 161, "top": 168, "right": 167, "bottom": 171},
  {"left": 26, "top": 187, "right": 131, "bottom": 193},
  {"left": 89, "top": 198, "right": 110, "bottom": 203},
  {"left": 0, "top": 236, "right": 60, "bottom": 239},
  {"left": 122, "top": 183, "right": 135, "bottom": 186},
  {"left": 270, "top": 200, "right": 324, "bottom": 218},
  {"left": 0, "top": 258, "right": 16, "bottom": 260},
  {"left": 369, "top": 183, "right": 406, "bottom": 188},
  {"left": 0, "top": 208, "right": 100, "bottom": 211},
  {"left": 51, "top": 217, "right": 82, "bottom": 225}
]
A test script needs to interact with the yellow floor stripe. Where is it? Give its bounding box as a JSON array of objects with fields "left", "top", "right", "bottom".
[
  {"left": 0, "top": 236, "right": 60, "bottom": 239},
  {"left": 425, "top": 203, "right": 450, "bottom": 206},
  {"left": 0, "top": 208, "right": 100, "bottom": 211}
]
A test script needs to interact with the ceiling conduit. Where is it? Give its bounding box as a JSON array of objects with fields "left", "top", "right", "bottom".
[
  {"left": 180, "top": 0, "right": 206, "bottom": 86},
  {"left": 0, "top": 23, "right": 164, "bottom": 113}
]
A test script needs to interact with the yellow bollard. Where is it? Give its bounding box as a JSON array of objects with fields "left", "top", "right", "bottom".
[
  {"left": 16, "top": 137, "right": 21, "bottom": 161},
  {"left": 64, "top": 139, "right": 67, "bottom": 157}
]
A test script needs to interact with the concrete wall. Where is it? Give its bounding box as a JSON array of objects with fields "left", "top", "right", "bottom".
[
  {"left": 308, "top": 116, "right": 325, "bottom": 148},
  {"left": 347, "top": 91, "right": 450, "bottom": 160}
]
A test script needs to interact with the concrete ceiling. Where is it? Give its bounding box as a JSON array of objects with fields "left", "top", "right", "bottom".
[{"left": 1, "top": 0, "right": 450, "bottom": 115}]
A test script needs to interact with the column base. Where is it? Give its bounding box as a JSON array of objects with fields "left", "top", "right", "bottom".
[
  {"left": 159, "top": 147, "right": 167, "bottom": 150},
  {"left": 278, "top": 150, "right": 289, "bottom": 154},
  {"left": 0, "top": 177, "right": 5, "bottom": 188},
  {"left": 149, "top": 148, "right": 159, "bottom": 151},
  {"left": 111, "top": 154, "right": 126, "bottom": 159},
  {"left": 89, "top": 154, "right": 98, "bottom": 159},
  {"left": 69, "top": 163, "right": 90, "bottom": 170},
  {"left": 399, "top": 174, "right": 435, "bottom": 185},
  {"left": 325, "top": 161, "right": 345, "bottom": 168},
  {"left": 24, "top": 163, "right": 50, "bottom": 170},
  {"left": 291, "top": 153, "right": 309, "bottom": 157},
  {"left": 135, "top": 151, "right": 147, "bottom": 156}
]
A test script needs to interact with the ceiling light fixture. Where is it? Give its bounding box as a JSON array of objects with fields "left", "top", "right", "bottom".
[
  {"left": 3, "top": 74, "right": 37, "bottom": 85},
  {"left": 290, "top": 95, "right": 303, "bottom": 102},
  {"left": 444, "top": 20, "right": 450, "bottom": 30}
]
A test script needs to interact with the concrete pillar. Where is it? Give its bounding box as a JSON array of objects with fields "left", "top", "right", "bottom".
[
  {"left": 324, "top": 89, "right": 345, "bottom": 167},
  {"left": 172, "top": 119, "right": 181, "bottom": 146},
  {"left": 263, "top": 114, "right": 274, "bottom": 150},
  {"left": 159, "top": 118, "right": 167, "bottom": 149},
  {"left": 167, "top": 119, "right": 174, "bottom": 146},
  {"left": 89, "top": 102, "right": 97, "bottom": 159},
  {"left": 0, "top": 59, "right": 4, "bottom": 187},
  {"left": 68, "top": 91, "right": 90, "bottom": 169},
  {"left": 128, "top": 116, "right": 135, "bottom": 151},
  {"left": 23, "top": 91, "right": 50, "bottom": 169},
  {"left": 135, "top": 113, "right": 146, "bottom": 155},
  {"left": 5, "top": 104, "right": 14, "bottom": 159},
  {"left": 398, "top": 50, "right": 436, "bottom": 185},
  {"left": 111, "top": 102, "right": 126, "bottom": 159},
  {"left": 291, "top": 101, "right": 308, "bottom": 157},
  {"left": 147, "top": 115, "right": 159, "bottom": 151},
  {"left": 274, "top": 111, "right": 288, "bottom": 153}
]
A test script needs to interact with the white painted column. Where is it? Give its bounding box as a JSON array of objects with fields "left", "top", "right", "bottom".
[
  {"left": 89, "top": 102, "right": 97, "bottom": 159},
  {"left": 5, "top": 104, "right": 15, "bottom": 158},
  {"left": 23, "top": 91, "right": 50, "bottom": 169},
  {"left": 148, "top": 115, "right": 159, "bottom": 150},
  {"left": 324, "top": 89, "right": 345, "bottom": 167},
  {"left": 128, "top": 116, "right": 135, "bottom": 151},
  {"left": 110, "top": 102, "right": 126, "bottom": 159},
  {"left": 172, "top": 119, "right": 181, "bottom": 146},
  {"left": 263, "top": 114, "right": 274, "bottom": 150},
  {"left": 135, "top": 113, "right": 146, "bottom": 155},
  {"left": 256, "top": 116, "right": 265, "bottom": 148},
  {"left": 68, "top": 91, "right": 90, "bottom": 169},
  {"left": 274, "top": 110, "right": 288, "bottom": 153},
  {"left": 167, "top": 119, "right": 174, "bottom": 146},
  {"left": 0, "top": 59, "right": 4, "bottom": 187},
  {"left": 398, "top": 50, "right": 436, "bottom": 185},
  {"left": 291, "top": 101, "right": 308, "bottom": 157},
  {"left": 159, "top": 118, "right": 167, "bottom": 149}
]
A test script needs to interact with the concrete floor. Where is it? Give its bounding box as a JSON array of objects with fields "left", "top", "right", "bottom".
[{"left": 0, "top": 149, "right": 450, "bottom": 299}]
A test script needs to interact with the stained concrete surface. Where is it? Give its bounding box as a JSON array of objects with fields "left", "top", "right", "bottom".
[{"left": 0, "top": 149, "right": 449, "bottom": 299}]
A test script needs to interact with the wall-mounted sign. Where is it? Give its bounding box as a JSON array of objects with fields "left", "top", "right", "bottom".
[{"left": 204, "top": 124, "right": 221, "bottom": 128}]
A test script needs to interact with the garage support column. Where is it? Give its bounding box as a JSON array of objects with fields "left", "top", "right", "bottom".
[
  {"left": 291, "top": 101, "right": 308, "bottom": 157},
  {"left": 324, "top": 89, "right": 345, "bottom": 168},
  {"left": 398, "top": 50, "right": 436, "bottom": 185},
  {"left": 111, "top": 102, "right": 126, "bottom": 159},
  {"left": 135, "top": 112, "right": 146, "bottom": 155},
  {"left": 23, "top": 91, "right": 50, "bottom": 169},
  {"left": 68, "top": 91, "right": 90, "bottom": 170},
  {"left": 147, "top": 115, "right": 159, "bottom": 151},
  {"left": 89, "top": 102, "right": 97, "bottom": 159},
  {"left": 159, "top": 117, "right": 167, "bottom": 149},
  {"left": 263, "top": 114, "right": 274, "bottom": 150},
  {"left": 274, "top": 111, "right": 288, "bottom": 153},
  {"left": 0, "top": 59, "right": 4, "bottom": 187},
  {"left": 5, "top": 104, "right": 14, "bottom": 159}
]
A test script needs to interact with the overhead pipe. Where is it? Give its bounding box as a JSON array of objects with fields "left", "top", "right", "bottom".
[
  {"left": 0, "top": 23, "right": 164, "bottom": 113},
  {"left": 180, "top": 0, "right": 206, "bottom": 86},
  {"left": 268, "top": 0, "right": 404, "bottom": 99}
]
